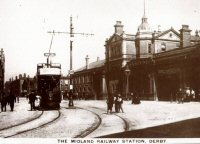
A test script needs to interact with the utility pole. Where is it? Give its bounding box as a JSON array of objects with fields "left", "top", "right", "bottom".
[{"left": 48, "top": 16, "right": 94, "bottom": 105}]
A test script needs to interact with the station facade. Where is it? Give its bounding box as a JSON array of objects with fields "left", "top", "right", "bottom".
[
  {"left": 71, "top": 56, "right": 105, "bottom": 100},
  {"left": 71, "top": 11, "right": 200, "bottom": 101},
  {"left": 128, "top": 25, "right": 200, "bottom": 101}
]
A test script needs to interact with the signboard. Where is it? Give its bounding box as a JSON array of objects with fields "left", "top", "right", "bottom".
[
  {"left": 39, "top": 67, "right": 61, "bottom": 75},
  {"left": 68, "top": 70, "right": 74, "bottom": 74},
  {"left": 44, "top": 53, "right": 56, "bottom": 57}
]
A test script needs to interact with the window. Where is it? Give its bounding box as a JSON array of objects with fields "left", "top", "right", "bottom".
[
  {"left": 148, "top": 44, "right": 152, "bottom": 53},
  {"left": 161, "top": 43, "right": 166, "bottom": 51},
  {"left": 169, "top": 33, "right": 173, "bottom": 38}
]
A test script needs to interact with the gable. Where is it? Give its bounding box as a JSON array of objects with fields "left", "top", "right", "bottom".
[
  {"left": 108, "top": 33, "right": 123, "bottom": 43},
  {"left": 156, "top": 28, "right": 180, "bottom": 41}
]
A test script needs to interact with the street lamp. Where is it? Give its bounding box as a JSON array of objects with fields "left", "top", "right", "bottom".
[{"left": 125, "top": 65, "right": 131, "bottom": 100}]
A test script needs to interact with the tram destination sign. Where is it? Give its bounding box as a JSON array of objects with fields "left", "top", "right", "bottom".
[
  {"left": 39, "top": 67, "right": 61, "bottom": 75},
  {"left": 44, "top": 53, "right": 56, "bottom": 57}
]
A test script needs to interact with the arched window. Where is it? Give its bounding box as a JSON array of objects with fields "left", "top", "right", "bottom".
[
  {"left": 161, "top": 43, "right": 166, "bottom": 51},
  {"left": 169, "top": 33, "right": 173, "bottom": 38}
]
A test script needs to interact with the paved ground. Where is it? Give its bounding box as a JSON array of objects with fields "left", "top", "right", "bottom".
[
  {"left": 1, "top": 98, "right": 200, "bottom": 138},
  {"left": 100, "top": 117, "right": 200, "bottom": 138},
  {"left": 75, "top": 100, "right": 200, "bottom": 138}
]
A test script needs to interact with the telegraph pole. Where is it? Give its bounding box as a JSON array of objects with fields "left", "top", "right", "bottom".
[{"left": 48, "top": 16, "right": 94, "bottom": 106}]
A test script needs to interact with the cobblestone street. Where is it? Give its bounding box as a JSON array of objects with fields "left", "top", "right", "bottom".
[{"left": 1, "top": 98, "right": 200, "bottom": 138}]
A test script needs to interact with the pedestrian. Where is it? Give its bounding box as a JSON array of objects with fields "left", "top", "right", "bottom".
[
  {"left": 131, "top": 92, "right": 134, "bottom": 104},
  {"left": 8, "top": 91, "right": 16, "bottom": 111},
  {"left": 177, "top": 88, "right": 183, "bottom": 104},
  {"left": 185, "top": 87, "right": 190, "bottom": 102},
  {"left": 1, "top": 92, "right": 7, "bottom": 112},
  {"left": 131, "top": 91, "right": 140, "bottom": 104},
  {"left": 106, "top": 96, "right": 114, "bottom": 114},
  {"left": 190, "top": 88, "right": 195, "bottom": 101},
  {"left": 35, "top": 95, "right": 41, "bottom": 110},
  {"left": 68, "top": 90, "right": 74, "bottom": 107},
  {"left": 16, "top": 95, "right": 19, "bottom": 103},
  {"left": 29, "top": 90, "right": 36, "bottom": 111},
  {"left": 118, "top": 94, "right": 124, "bottom": 113},
  {"left": 114, "top": 94, "right": 119, "bottom": 113},
  {"left": 197, "top": 89, "right": 200, "bottom": 101}
]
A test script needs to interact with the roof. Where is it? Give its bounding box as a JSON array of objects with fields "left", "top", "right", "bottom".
[
  {"left": 137, "top": 16, "right": 152, "bottom": 32},
  {"left": 106, "top": 33, "right": 135, "bottom": 43},
  {"left": 75, "top": 59, "right": 105, "bottom": 73},
  {"left": 154, "top": 27, "right": 180, "bottom": 38},
  {"left": 191, "top": 35, "right": 200, "bottom": 42}
]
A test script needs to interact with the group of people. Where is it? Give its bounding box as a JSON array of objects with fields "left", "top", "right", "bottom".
[
  {"left": 176, "top": 87, "right": 196, "bottom": 104},
  {"left": 107, "top": 93, "right": 124, "bottom": 114},
  {"left": 27, "top": 90, "right": 41, "bottom": 111},
  {"left": 1, "top": 91, "right": 16, "bottom": 112},
  {"left": 1, "top": 90, "right": 41, "bottom": 112}
]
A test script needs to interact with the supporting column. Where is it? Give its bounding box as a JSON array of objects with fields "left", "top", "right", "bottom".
[
  {"left": 152, "top": 73, "right": 158, "bottom": 101},
  {"left": 149, "top": 73, "right": 158, "bottom": 101},
  {"left": 102, "top": 74, "right": 108, "bottom": 100},
  {"left": 180, "top": 66, "right": 186, "bottom": 89}
]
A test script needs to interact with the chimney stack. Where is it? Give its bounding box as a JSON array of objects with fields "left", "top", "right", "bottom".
[
  {"left": 195, "top": 30, "right": 199, "bottom": 37},
  {"left": 158, "top": 25, "right": 161, "bottom": 32},
  {"left": 179, "top": 25, "right": 191, "bottom": 48},
  {"left": 85, "top": 55, "right": 89, "bottom": 69},
  {"left": 114, "top": 21, "right": 124, "bottom": 35}
]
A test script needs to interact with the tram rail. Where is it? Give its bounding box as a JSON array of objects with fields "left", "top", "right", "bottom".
[{"left": 0, "top": 110, "right": 61, "bottom": 138}]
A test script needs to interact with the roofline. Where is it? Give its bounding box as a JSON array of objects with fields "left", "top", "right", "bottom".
[
  {"left": 155, "top": 27, "right": 180, "bottom": 38},
  {"left": 74, "top": 59, "right": 105, "bottom": 73}
]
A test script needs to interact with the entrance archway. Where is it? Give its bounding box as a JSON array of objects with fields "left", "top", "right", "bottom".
[{"left": 157, "top": 68, "right": 180, "bottom": 101}]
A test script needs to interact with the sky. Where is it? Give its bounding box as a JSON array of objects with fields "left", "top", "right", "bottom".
[{"left": 0, "top": 0, "right": 200, "bottom": 81}]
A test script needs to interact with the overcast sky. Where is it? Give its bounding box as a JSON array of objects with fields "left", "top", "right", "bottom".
[{"left": 0, "top": 0, "right": 200, "bottom": 81}]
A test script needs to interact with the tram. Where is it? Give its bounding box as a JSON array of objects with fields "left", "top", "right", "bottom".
[{"left": 36, "top": 54, "right": 61, "bottom": 109}]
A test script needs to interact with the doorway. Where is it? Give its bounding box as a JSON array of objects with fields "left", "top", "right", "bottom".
[{"left": 157, "top": 70, "right": 180, "bottom": 101}]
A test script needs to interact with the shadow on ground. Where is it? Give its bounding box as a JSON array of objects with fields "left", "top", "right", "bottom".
[{"left": 98, "top": 117, "right": 200, "bottom": 138}]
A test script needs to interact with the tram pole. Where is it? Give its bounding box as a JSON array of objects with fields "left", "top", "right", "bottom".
[{"left": 47, "top": 16, "right": 94, "bottom": 107}]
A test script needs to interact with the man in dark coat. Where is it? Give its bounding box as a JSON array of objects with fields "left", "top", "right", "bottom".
[
  {"left": 1, "top": 92, "right": 7, "bottom": 112},
  {"left": 177, "top": 88, "right": 184, "bottom": 104},
  {"left": 131, "top": 91, "right": 140, "bottom": 104},
  {"left": 107, "top": 96, "right": 114, "bottom": 114},
  {"left": 68, "top": 90, "right": 74, "bottom": 107},
  {"left": 29, "top": 91, "right": 36, "bottom": 111},
  {"left": 8, "top": 91, "right": 16, "bottom": 111},
  {"left": 114, "top": 94, "right": 120, "bottom": 113}
]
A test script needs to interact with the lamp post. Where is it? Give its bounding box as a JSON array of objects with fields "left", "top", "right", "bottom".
[{"left": 125, "top": 66, "right": 131, "bottom": 100}]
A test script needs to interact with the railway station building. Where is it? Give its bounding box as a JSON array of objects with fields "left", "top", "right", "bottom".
[
  {"left": 71, "top": 9, "right": 200, "bottom": 101},
  {"left": 104, "top": 9, "right": 200, "bottom": 101},
  {"left": 71, "top": 56, "right": 106, "bottom": 100},
  {"left": 127, "top": 25, "right": 200, "bottom": 101},
  {"left": 104, "top": 21, "right": 136, "bottom": 97}
]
